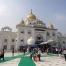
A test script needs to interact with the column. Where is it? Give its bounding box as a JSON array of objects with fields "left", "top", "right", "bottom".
[
  {"left": 7, "top": 36, "right": 11, "bottom": 50},
  {"left": 15, "top": 28, "right": 20, "bottom": 51}
]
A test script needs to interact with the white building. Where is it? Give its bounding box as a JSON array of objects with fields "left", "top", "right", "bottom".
[{"left": 0, "top": 9, "right": 66, "bottom": 51}]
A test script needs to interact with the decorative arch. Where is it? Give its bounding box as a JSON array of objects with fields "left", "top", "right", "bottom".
[{"left": 36, "top": 34, "right": 43, "bottom": 41}]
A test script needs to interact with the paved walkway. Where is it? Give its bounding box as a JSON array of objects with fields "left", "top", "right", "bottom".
[
  {"left": 0, "top": 52, "right": 66, "bottom": 66},
  {"left": 34, "top": 57, "right": 66, "bottom": 66},
  {"left": 0, "top": 58, "right": 20, "bottom": 66}
]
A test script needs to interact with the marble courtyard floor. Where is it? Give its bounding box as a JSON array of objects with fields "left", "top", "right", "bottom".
[{"left": 0, "top": 52, "right": 66, "bottom": 66}]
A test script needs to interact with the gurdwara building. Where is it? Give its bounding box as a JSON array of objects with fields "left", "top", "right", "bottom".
[{"left": 0, "top": 9, "right": 66, "bottom": 51}]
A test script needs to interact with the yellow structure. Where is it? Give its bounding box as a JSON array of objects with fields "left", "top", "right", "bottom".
[
  {"left": 20, "top": 18, "right": 24, "bottom": 24},
  {"left": 27, "top": 9, "right": 36, "bottom": 20},
  {"left": 48, "top": 22, "right": 54, "bottom": 29}
]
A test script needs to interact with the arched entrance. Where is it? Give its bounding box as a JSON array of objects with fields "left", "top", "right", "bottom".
[{"left": 35, "top": 34, "right": 43, "bottom": 49}]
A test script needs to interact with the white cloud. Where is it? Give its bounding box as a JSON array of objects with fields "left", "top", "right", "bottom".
[
  {"left": 53, "top": 13, "right": 66, "bottom": 21},
  {"left": 0, "top": 0, "right": 10, "bottom": 16}
]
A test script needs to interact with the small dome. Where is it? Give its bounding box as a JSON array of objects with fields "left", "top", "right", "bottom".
[
  {"left": 35, "top": 19, "right": 43, "bottom": 24},
  {"left": 20, "top": 18, "right": 24, "bottom": 24},
  {"left": 39, "top": 20, "right": 43, "bottom": 24},
  {"left": 27, "top": 37, "right": 35, "bottom": 45},
  {"left": 48, "top": 22, "right": 54, "bottom": 29},
  {"left": 27, "top": 9, "right": 36, "bottom": 20},
  {"left": 35, "top": 19, "right": 39, "bottom": 24}
]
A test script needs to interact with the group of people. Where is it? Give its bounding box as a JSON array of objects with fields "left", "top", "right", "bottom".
[
  {"left": 30, "top": 48, "right": 41, "bottom": 61},
  {"left": 0, "top": 47, "right": 66, "bottom": 62},
  {"left": 46, "top": 47, "right": 66, "bottom": 61}
]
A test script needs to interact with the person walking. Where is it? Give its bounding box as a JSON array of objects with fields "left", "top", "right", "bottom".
[
  {"left": 12, "top": 48, "right": 14, "bottom": 57},
  {"left": 46, "top": 48, "right": 49, "bottom": 54},
  {"left": 63, "top": 49, "right": 66, "bottom": 61},
  {"left": 38, "top": 48, "right": 41, "bottom": 61}
]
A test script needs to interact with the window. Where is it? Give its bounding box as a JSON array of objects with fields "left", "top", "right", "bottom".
[
  {"left": 30, "top": 23, "right": 31, "bottom": 24},
  {"left": 53, "top": 33, "right": 55, "bottom": 36},
  {"left": 63, "top": 41, "right": 65, "bottom": 44},
  {"left": 21, "top": 30, "right": 24, "bottom": 33},
  {"left": 21, "top": 39, "right": 24, "bottom": 42},
  {"left": 12, "top": 39, "right": 14, "bottom": 42},
  {"left": 47, "top": 32, "right": 50, "bottom": 36},
  {"left": 21, "top": 40, "right": 23, "bottom": 41},
  {"left": 21, "top": 31, "right": 24, "bottom": 33},
  {"left": 4, "top": 39, "right": 7, "bottom": 42},
  {"left": 3, "top": 45, "right": 7, "bottom": 49},
  {"left": 28, "top": 30, "right": 31, "bottom": 34}
]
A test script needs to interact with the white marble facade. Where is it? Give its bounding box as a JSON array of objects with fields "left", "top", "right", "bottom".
[{"left": 0, "top": 9, "right": 66, "bottom": 50}]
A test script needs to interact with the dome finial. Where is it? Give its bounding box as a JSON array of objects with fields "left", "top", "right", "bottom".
[
  {"left": 27, "top": 9, "right": 36, "bottom": 20},
  {"left": 31, "top": 9, "right": 32, "bottom": 14}
]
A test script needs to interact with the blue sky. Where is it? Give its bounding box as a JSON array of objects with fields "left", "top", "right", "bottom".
[{"left": 0, "top": 0, "right": 66, "bottom": 34}]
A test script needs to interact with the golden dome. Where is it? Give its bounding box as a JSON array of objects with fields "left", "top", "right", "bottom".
[
  {"left": 20, "top": 18, "right": 24, "bottom": 24},
  {"left": 27, "top": 9, "right": 36, "bottom": 20},
  {"left": 48, "top": 22, "right": 54, "bottom": 28}
]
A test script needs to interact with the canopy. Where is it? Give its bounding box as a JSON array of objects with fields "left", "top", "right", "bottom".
[
  {"left": 40, "top": 42, "right": 48, "bottom": 45},
  {"left": 47, "top": 38, "right": 56, "bottom": 44},
  {"left": 52, "top": 46, "right": 58, "bottom": 47}
]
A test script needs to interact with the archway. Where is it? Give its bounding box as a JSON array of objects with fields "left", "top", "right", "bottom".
[
  {"left": 35, "top": 34, "right": 43, "bottom": 49},
  {"left": 36, "top": 34, "right": 43, "bottom": 41}
]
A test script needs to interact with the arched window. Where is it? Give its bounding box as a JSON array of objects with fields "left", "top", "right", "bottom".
[
  {"left": 12, "top": 39, "right": 15, "bottom": 42},
  {"left": 4, "top": 39, "right": 7, "bottom": 42},
  {"left": 47, "top": 32, "right": 50, "bottom": 36},
  {"left": 52, "top": 32, "right": 55, "bottom": 36},
  {"left": 63, "top": 41, "right": 65, "bottom": 44},
  {"left": 28, "top": 30, "right": 31, "bottom": 34},
  {"left": 21, "top": 38, "right": 24, "bottom": 42},
  {"left": 30, "top": 23, "right": 31, "bottom": 24},
  {"left": 21, "top": 29, "right": 24, "bottom": 33}
]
